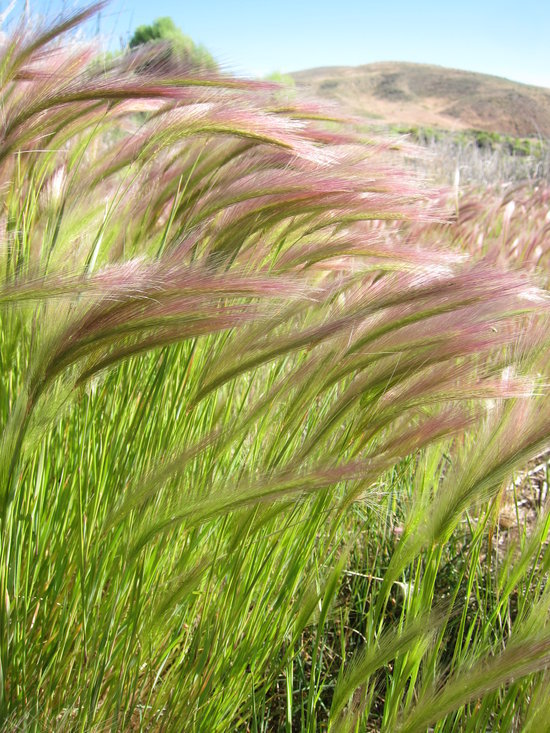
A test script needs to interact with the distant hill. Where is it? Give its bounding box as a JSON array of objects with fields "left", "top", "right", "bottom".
[{"left": 291, "top": 62, "right": 550, "bottom": 138}]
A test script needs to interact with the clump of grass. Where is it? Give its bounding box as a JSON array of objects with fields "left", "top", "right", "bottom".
[{"left": 2, "top": 6, "right": 550, "bottom": 732}]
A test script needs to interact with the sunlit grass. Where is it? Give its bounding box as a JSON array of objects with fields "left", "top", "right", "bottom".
[{"left": 1, "top": 6, "right": 550, "bottom": 732}]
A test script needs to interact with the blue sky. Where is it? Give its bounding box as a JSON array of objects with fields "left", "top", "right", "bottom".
[{"left": 13, "top": 0, "right": 550, "bottom": 87}]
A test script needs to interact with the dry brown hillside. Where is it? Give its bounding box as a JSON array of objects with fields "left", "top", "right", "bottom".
[{"left": 291, "top": 62, "right": 550, "bottom": 137}]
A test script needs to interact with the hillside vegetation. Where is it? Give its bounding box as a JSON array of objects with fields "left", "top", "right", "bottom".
[{"left": 292, "top": 61, "right": 550, "bottom": 138}]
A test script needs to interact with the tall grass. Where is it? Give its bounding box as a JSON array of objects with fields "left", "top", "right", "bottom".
[
  {"left": 2, "top": 7, "right": 550, "bottom": 731},
  {"left": 397, "top": 128, "right": 550, "bottom": 186}
]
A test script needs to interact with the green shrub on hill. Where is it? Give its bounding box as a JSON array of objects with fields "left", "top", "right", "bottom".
[{"left": 129, "top": 16, "right": 217, "bottom": 70}]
